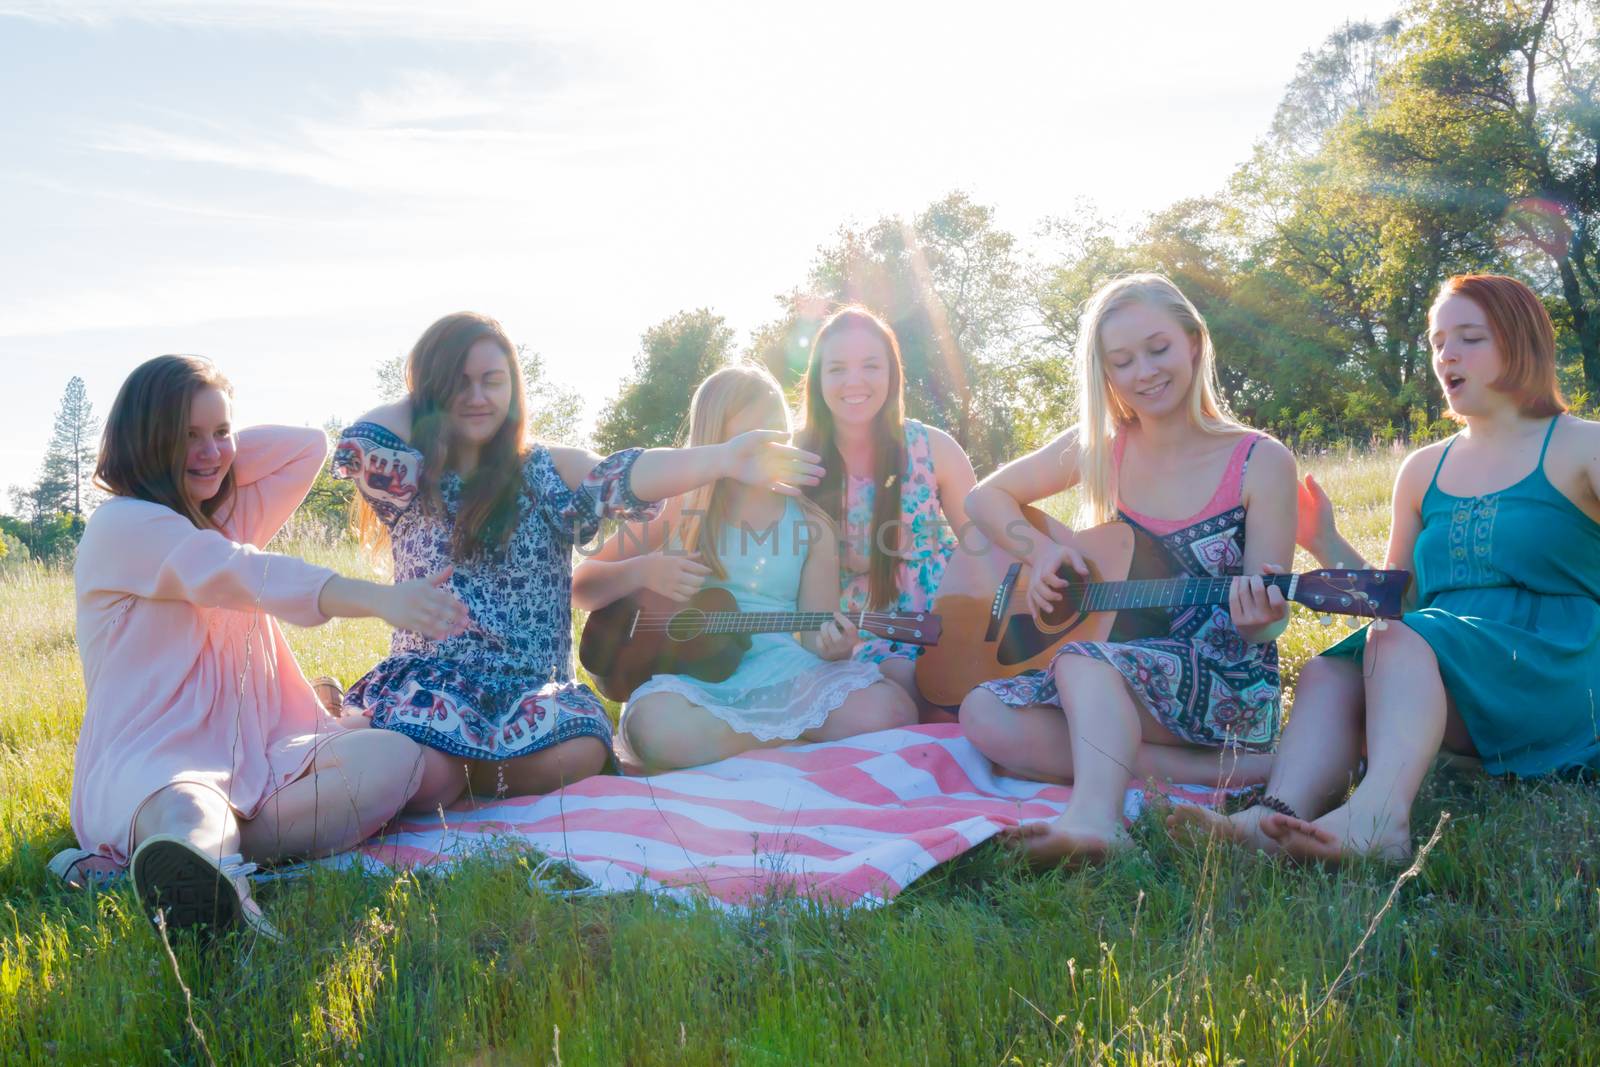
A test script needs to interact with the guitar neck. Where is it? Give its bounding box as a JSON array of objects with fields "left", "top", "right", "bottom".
[{"left": 1079, "top": 573, "right": 1295, "bottom": 613}]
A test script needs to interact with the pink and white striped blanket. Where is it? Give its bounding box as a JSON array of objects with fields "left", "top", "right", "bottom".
[{"left": 319, "top": 725, "right": 1238, "bottom": 909}]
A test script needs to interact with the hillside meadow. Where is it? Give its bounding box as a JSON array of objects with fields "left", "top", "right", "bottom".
[{"left": 1, "top": 449, "right": 1597, "bottom": 1065}]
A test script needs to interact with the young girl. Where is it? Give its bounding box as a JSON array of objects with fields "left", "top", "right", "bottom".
[
  {"left": 795, "top": 306, "right": 977, "bottom": 719},
  {"left": 573, "top": 365, "right": 916, "bottom": 771},
  {"left": 334, "top": 314, "right": 824, "bottom": 805},
  {"left": 70, "top": 355, "right": 468, "bottom": 937},
  {"left": 1173, "top": 274, "right": 1600, "bottom": 862},
  {"left": 958, "top": 273, "right": 1297, "bottom": 866}
]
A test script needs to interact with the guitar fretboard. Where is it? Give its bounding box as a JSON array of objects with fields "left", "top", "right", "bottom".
[{"left": 1077, "top": 574, "right": 1295, "bottom": 613}]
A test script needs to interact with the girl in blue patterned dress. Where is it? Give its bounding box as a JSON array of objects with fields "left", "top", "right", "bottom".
[
  {"left": 1172, "top": 274, "right": 1600, "bottom": 863},
  {"left": 795, "top": 306, "right": 977, "bottom": 720},
  {"left": 959, "top": 274, "right": 1297, "bottom": 866},
  {"left": 334, "top": 313, "right": 824, "bottom": 808},
  {"left": 574, "top": 365, "right": 915, "bottom": 772}
]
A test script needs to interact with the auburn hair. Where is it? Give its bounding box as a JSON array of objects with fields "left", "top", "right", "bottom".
[
  {"left": 356, "top": 312, "right": 530, "bottom": 561},
  {"left": 95, "top": 354, "right": 237, "bottom": 531},
  {"left": 795, "top": 306, "right": 908, "bottom": 610},
  {"left": 1433, "top": 274, "right": 1566, "bottom": 419}
]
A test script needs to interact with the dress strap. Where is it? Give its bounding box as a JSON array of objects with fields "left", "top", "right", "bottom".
[
  {"left": 1427, "top": 435, "right": 1462, "bottom": 495},
  {"left": 1537, "top": 415, "right": 1561, "bottom": 466}
]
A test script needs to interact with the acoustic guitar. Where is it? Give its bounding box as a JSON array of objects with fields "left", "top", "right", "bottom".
[
  {"left": 580, "top": 586, "right": 942, "bottom": 702},
  {"left": 914, "top": 507, "right": 1408, "bottom": 707}
]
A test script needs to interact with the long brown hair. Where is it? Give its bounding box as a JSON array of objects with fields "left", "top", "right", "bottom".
[
  {"left": 384, "top": 312, "right": 530, "bottom": 561},
  {"left": 796, "top": 305, "right": 907, "bottom": 610},
  {"left": 95, "top": 354, "right": 237, "bottom": 531},
  {"left": 1433, "top": 274, "right": 1566, "bottom": 420}
]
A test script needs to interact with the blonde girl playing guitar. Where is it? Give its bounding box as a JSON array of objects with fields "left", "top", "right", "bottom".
[{"left": 959, "top": 273, "right": 1298, "bottom": 866}]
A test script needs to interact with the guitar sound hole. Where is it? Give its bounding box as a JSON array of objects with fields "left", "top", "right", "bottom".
[{"left": 666, "top": 610, "right": 706, "bottom": 642}]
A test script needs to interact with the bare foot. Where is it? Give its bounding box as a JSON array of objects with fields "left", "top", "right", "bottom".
[
  {"left": 1261, "top": 806, "right": 1412, "bottom": 865},
  {"left": 1001, "top": 819, "right": 1132, "bottom": 869},
  {"left": 311, "top": 675, "right": 344, "bottom": 716},
  {"left": 1165, "top": 804, "right": 1279, "bottom": 853}
]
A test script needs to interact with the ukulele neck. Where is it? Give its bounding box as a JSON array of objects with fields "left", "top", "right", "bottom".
[{"left": 693, "top": 611, "right": 848, "bottom": 635}]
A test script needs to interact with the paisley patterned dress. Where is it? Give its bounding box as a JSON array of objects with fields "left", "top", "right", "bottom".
[
  {"left": 978, "top": 433, "right": 1281, "bottom": 751},
  {"left": 839, "top": 419, "right": 960, "bottom": 664},
  {"left": 334, "top": 422, "right": 660, "bottom": 761}
]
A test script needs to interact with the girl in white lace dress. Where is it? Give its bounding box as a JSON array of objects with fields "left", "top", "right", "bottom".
[{"left": 574, "top": 366, "right": 916, "bottom": 771}]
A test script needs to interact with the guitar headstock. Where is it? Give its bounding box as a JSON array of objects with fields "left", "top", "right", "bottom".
[
  {"left": 1291, "top": 569, "right": 1409, "bottom": 619},
  {"left": 861, "top": 612, "right": 942, "bottom": 647}
]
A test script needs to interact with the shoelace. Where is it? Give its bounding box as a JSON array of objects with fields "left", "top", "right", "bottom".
[{"left": 218, "top": 854, "right": 259, "bottom": 881}]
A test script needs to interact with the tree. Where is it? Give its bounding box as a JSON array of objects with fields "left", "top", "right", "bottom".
[
  {"left": 753, "top": 192, "right": 1039, "bottom": 472},
  {"left": 45, "top": 376, "right": 100, "bottom": 517},
  {"left": 375, "top": 345, "right": 586, "bottom": 446},
  {"left": 594, "top": 310, "right": 734, "bottom": 454}
]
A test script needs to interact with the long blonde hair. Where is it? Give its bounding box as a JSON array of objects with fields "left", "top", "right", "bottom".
[
  {"left": 678, "top": 364, "right": 831, "bottom": 579},
  {"left": 1076, "top": 273, "right": 1243, "bottom": 525}
]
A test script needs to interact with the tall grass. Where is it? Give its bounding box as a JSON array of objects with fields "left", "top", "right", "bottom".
[{"left": 2, "top": 450, "right": 1597, "bottom": 1065}]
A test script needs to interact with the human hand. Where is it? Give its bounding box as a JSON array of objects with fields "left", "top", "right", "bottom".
[
  {"left": 1296, "top": 473, "right": 1339, "bottom": 558},
  {"left": 640, "top": 550, "right": 713, "bottom": 602},
  {"left": 381, "top": 566, "right": 470, "bottom": 640},
  {"left": 1229, "top": 562, "right": 1289, "bottom": 640},
  {"left": 816, "top": 611, "right": 859, "bottom": 661},
  {"left": 1026, "top": 539, "right": 1088, "bottom": 622},
  {"left": 721, "top": 430, "right": 825, "bottom": 497}
]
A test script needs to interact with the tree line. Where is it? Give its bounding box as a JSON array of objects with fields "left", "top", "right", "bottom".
[{"left": 10, "top": 0, "right": 1597, "bottom": 554}]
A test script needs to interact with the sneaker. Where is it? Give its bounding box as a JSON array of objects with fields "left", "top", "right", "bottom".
[
  {"left": 130, "top": 835, "right": 283, "bottom": 942},
  {"left": 47, "top": 847, "right": 125, "bottom": 890}
]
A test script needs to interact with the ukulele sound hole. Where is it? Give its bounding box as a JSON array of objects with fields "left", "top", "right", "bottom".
[{"left": 667, "top": 609, "right": 707, "bottom": 641}]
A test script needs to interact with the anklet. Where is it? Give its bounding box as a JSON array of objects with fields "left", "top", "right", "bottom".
[{"left": 1254, "top": 794, "right": 1300, "bottom": 820}]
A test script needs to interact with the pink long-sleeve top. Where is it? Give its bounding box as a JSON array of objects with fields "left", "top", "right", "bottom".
[{"left": 71, "top": 426, "right": 340, "bottom": 862}]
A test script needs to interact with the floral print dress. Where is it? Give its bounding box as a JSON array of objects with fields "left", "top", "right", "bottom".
[
  {"left": 839, "top": 419, "right": 960, "bottom": 664},
  {"left": 978, "top": 433, "right": 1281, "bottom": 751},
  {"left": 334, "top": 422, "right": 660, "bottom": 761}
]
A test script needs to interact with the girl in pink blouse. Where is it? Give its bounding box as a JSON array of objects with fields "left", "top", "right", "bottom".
[{"left": 70, "top": 355, "right": 469, "bottom": 939}]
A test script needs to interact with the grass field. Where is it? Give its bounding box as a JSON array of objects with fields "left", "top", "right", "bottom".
[{"left": 2, "top": 449, "right": 1598, "bottom": 1065}]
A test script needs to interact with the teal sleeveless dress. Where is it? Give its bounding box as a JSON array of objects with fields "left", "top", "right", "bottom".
[
  {"left": 623, "top": 496, "right": 885, "bottom": 741},
  {"left": 1323, "top": 417, "right": 1600, "bottom": 776}
]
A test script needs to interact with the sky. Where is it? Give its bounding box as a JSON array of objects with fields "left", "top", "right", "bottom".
[{"left": 0, "top": 0, "right": 1402, "bottom": 501}]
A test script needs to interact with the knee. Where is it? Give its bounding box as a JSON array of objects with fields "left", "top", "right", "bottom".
[
  {"left": 134, "top": 782, "right": 226, "bottom": 838},
  {"left": 550, "top": 736, "right": 610, "bottom": 783},
  {"left": 407, "top": 747, "right": 469, "bottom": 811},
  {"left": 620, "top": 702, "right": 682, "bottom": 769},
  {"left": 958, "top": 690, "right": 1010, "bottom": 758},
  {"left": 872, "top": 683, "right": 918, "bottom": 730}
]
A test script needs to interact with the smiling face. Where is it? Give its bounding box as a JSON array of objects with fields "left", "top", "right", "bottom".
[
  {"left": 182, "top": 385, "right": 237, "bottom": 506},
  {"left": 1431, "top": 294, "right": 1508, "bottom": 418},
  {"left": 818, "top": 325, "right": 892, "bottom": 431},
  {"left": 1097, "top": 300, "right": 1197, "bottom": 420},
  {"left": 447, "top": 337, "right": 515, "bottom": 450}
]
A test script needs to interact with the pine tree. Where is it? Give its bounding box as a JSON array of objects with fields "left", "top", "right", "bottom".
[{"left": 45, "top": 376, "right": 100, "bottom": 517}]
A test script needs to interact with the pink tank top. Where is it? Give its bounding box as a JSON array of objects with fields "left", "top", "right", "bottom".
[{"left": 1112, "top": 432, "right": 1263, "bottom": 535}]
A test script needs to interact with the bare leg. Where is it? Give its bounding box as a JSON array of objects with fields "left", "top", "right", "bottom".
[
  {"left": 876, "top": 656, "right": 955, "bottom": 725},
  {"left": 406, "top": 746, "right": 474, "bottom": 813},
  {"left": 1265, "top": 623, "right": 1464, "bottom": 863},
  {"left": 621, "top": 692, "right": 786, "bottom": 772},
  {"left": 132, "top": 782, "right": 243, "bottom": 863},
  {"left": 237, "top": 729, "right": 425, "bottom": 861},
  {"left": 802, "top": 680, "right": 918, "bottom": 742},
  {"left": 1000, "top": 655, "right": 1149, "bottom": 866},
  {"left": 1168, "top": 655, "right": 1364, "bottom": 851},
  {"left": 467, "top": 736, "right": 610, "bottom": 797},
  {"left": 961, "top": 687, "right": 1273, "bottom": 789}
]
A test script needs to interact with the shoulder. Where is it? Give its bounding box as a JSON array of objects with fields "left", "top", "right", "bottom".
[
  {"left": 1241, "top": 433, "right": 1296, "bottom": 481},
  {"left": 352, "top": 399, "right": 413, "bottom": 442},
  {"left": 1394, "top": 438, "right": 1451, "bottom": 506},
  {"left": 1553, "top": 412, "right": 1600, "bottom": 455},
  {"left": 544, "top": 445, "right": 606, "bottom": 490},
  {"left": 919, "top": 423, "right": 969, "bottom": 463},
  {"left": 80, "top": 496, "right": 190, "bottom": 547},
  {"left": 338, "top": 418, "right": 417, "bottom": 457}
]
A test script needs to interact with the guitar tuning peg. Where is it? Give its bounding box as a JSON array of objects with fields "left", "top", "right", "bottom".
[
  {"left": 1344, "top": 615, "right": 1362, "bottom": 630},
  {"left": 1370, "top": 619, "right": 1389, "bottom": 633},
  {"left": 1319, "top": 614, "right": 1334, "bottom": 627}
]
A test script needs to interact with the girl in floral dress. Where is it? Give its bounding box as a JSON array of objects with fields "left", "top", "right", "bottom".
[
  {"left": 334, "top": 313, "right": 823, "bottom": 807},
  {"left": 795, "top": 306, "right": 977, "bottom": 720},
  {"left": 574, "top": 365, "right": 914, "bottom": 771},
  {"left": 959, "top": 274, "right": 1297, "bottom": 866},
  {"left": 71, "top": 355, "right": 468, "bottom": 937}
]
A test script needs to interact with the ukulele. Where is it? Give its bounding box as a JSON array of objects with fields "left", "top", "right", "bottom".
[
  {"left": 580, "top": 586, "right": 942, "bottom": 702},
  {"left": 914, "top": 507, "right": 1407, "bottom": 707}
]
